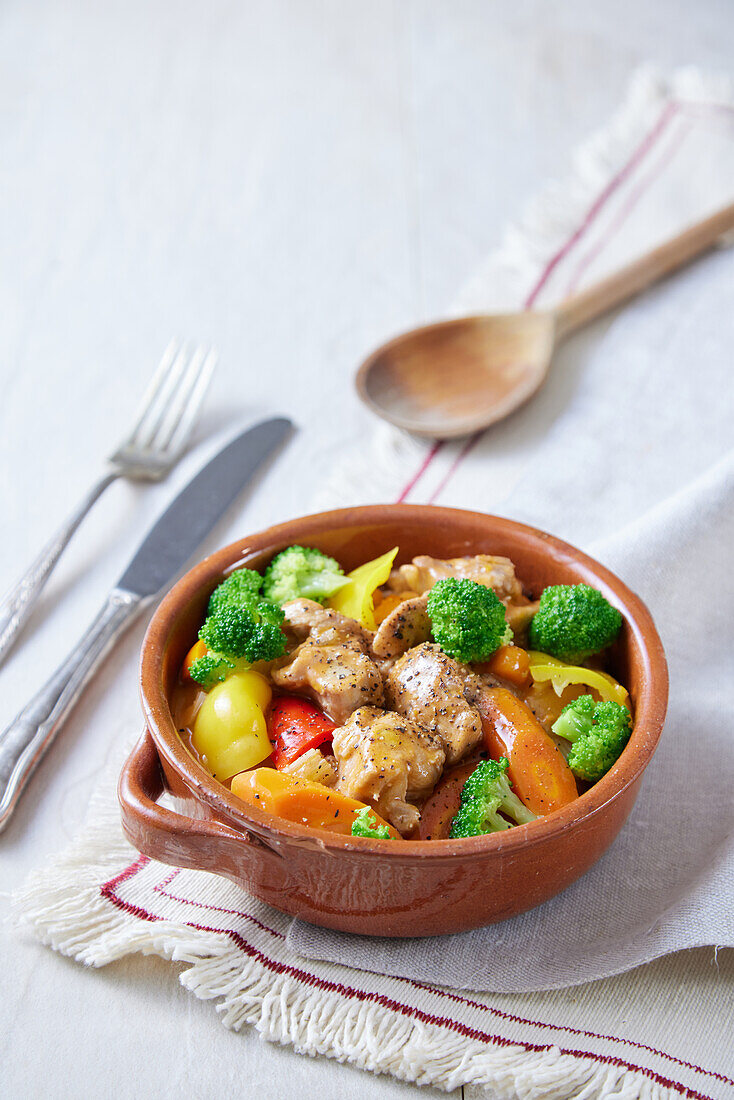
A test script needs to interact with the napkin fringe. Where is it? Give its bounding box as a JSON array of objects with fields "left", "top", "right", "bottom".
[
  {"left": 178, "top": 949, "right": 665, "bottom": 1098},
  {"left": 13, "top": 782, "right": 675, "bottom": 1100}
]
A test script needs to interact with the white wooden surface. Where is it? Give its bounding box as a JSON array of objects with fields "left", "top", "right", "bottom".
[{"left": 2, "top": 2, "right": 733, "bottom": 1096}]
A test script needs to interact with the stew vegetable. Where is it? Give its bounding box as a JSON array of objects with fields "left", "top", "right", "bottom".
[{"left": 175, "top": 545, "right": 631, "bottom": 840}]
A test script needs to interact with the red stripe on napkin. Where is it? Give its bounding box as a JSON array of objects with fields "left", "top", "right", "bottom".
[{"left": 99, "top": 860, "right": 727, "bottom": 1098}]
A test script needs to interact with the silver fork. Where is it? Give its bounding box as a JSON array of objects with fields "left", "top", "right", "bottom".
[{"left": 0, "top": 340, "right": 217, "bottom": 668}]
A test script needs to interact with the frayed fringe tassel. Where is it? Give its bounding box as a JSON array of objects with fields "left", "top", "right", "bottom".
[
  {"left": 12, "top": 757, "right": 686, "bottom": 1098},
  {"left": 314, "top": 65, "right": 734, "bottom": 513},
  {"left": 181, "top": 949, "right": 666, "bottom": 1098},
  {"left": 182, "top": 950, "right": 675, "bottom": 1099}
]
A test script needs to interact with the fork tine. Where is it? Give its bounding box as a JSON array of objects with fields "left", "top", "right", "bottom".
[
  {"left": 162, "top": 347, "right": 218, "bottom": 458},
  {"left": 130, "top": 342, "right": 192, "bottom": 449},
  {"left": 151, "top": 343, "right": 215, "bottom": 455},
  {"left": 150, "top": 343, "right": 211, "bottom": 453},
  {"left": 122, "top": 339, "right": 181, "bottom": 447},
  {"left": 108, "top": 339, "right": 216, "bottom": 476}
]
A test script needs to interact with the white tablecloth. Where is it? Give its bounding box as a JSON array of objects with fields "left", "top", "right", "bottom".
[{"left": 2, "top": 3, "right": 733, "bottom": 1097}]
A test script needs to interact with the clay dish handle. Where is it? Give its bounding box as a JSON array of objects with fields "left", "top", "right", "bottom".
[{"left": 118, "top": 732, "right": 264, "bottom": 876}]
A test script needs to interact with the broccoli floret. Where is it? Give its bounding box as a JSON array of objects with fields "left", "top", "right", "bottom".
[
  {"left": 189, "top": 652, "right": 250, "bottom": 690},
  {"left": 190, "top": 569, "right": 286, "bottom": 683},
  {"left": 449, "top": 758, "right": 536, "bottom": 838},
  {"left": 553, "top": 693, "right": 595, "bottom": 738},
  {"left": 262, "top": 545, "right": 348, "bottom": 606},
  {"left": 528, "top": 583, "right": 622, "bottom": 662},
  {"left": 552, "top": 695, "right": 632, "bottom": 782},
  {"left": 427, "top": 577, "right": 512, "bottom": 663},
  {"left": 199, "top": 599, "right": 285, "bottom": 663},
  {"left": 207, "top": 568, "right": 262, "bottom": 616},
  {"left": 198, "top": 570, "right": 286, "bottom": 665},
  {"left": 351, "top": 806, "right": 392, "bottom": 839},
  {"left": 189, "top": 651, "right": 233, "bottom": 689}
]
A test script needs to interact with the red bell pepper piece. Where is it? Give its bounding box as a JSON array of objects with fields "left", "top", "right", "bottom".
[{"left": 269, "top": 696, "right": 337, "bottom": 769}]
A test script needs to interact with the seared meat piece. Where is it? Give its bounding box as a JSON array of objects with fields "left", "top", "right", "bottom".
[
  {"left": 272, "top": 637, "right": 383, "bottom": 724},
  {"left": 281, "top": 598, "right": 371, "bottom": 647},
  {"left": 387, "top": 554, "right": 524, "bottom": 605},
  {"left": 384, "top": 642, "right": 482, "bottom": 765},
  {"left": 333, "top": 706, "right": 445, "bottom": 835},
  {"left": 273, "top": 600, "right": 383, "bottom": 723},
  {"left": 372, "top": 593, "right": 431, "bottom": 659}
]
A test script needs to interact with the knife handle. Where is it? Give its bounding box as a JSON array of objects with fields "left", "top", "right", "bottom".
[{"left": 0, "top": 587, "right": 146, "bottom": 834}]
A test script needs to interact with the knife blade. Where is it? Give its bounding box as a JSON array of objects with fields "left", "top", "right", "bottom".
[
  {"left": 0, "top": 416, "right": 293, "bottom": 832},
  {"left": 118, "top": 416, "right": 293, "bottom": 597}
]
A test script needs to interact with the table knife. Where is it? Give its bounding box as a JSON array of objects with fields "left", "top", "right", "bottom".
[{"left": 0, "top": 417, "right": 293, "bottom": 833}]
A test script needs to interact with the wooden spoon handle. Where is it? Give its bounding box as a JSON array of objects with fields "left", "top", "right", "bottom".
[{"left": 555, "top": 201, "right": 734, "bottom": 338}]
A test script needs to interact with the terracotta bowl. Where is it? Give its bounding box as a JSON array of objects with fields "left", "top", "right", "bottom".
[{"left": 119, "top": 505, "right": 668, "bottom": 937}]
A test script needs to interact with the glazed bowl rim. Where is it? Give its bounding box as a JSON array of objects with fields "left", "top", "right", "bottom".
[{"left": 139, "top": 503, "right": 668, "bottom": 860}]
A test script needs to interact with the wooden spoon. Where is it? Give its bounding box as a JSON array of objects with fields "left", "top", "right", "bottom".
[{"left": 356, "top": 202, "right": 734, "bottom": 439}]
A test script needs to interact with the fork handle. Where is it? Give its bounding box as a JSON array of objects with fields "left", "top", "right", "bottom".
[
  {"left": 0, "top": 586, "right": 148, "bottom": 833},
  {"left": 0, "top": 471, "right": 119, "bottom": 668}
]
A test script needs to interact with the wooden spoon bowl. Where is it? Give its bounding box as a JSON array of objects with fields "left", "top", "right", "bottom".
[
  {"left": 356, "top": 312, "right": 555, "bottom": 438},
  {"left": 356, "top": 203, "right": 734, "bottom": 439}
]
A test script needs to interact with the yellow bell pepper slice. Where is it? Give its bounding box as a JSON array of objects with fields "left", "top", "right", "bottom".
[
  {"left": 327, "top": 547, "right": 398, "bottom": 630},
  {"left": 527, "top": 651, "right": 629, "bottom": 707},
  {"left": 192, "top": 671, "right": 273, "bottom": 780}
]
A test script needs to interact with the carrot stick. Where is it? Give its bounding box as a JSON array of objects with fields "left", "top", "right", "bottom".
[
  {"left": 417, "top": 762, "right": 476, "bottom": 841},
  {"left": 231, "top": 768, "right": 400, "bottom": 837},
  {"left": 479, "top": 645, "right": 531, "bottom": 688},
  {"left": 475, "top": 687, "right": 577, "bottom": 816},
  {"left": 373, "top": 590, "right": 421, "bottom": 625}
]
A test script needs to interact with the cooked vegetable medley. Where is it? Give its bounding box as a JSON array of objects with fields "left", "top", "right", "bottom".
[{"left": 176, "top": 546, "right": 631, "bottom": 840}]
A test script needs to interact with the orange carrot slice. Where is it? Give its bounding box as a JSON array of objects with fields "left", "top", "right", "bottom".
[
  {"left": 231, "top": 768, "right": 400, "bottom": 838},
  {"left": 479, "top": 645, "right": 531, "bottom": 688},
  {"left": 476, "top": 687, "right": 578, "bottom": 816},
  {"left": 417, "top": 762, "right": 477, "bottom": 841}
]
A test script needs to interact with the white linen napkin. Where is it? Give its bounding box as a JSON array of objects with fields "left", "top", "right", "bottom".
[{"left": 13, "top": 66, "right": 734, "bottom": 1098}]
